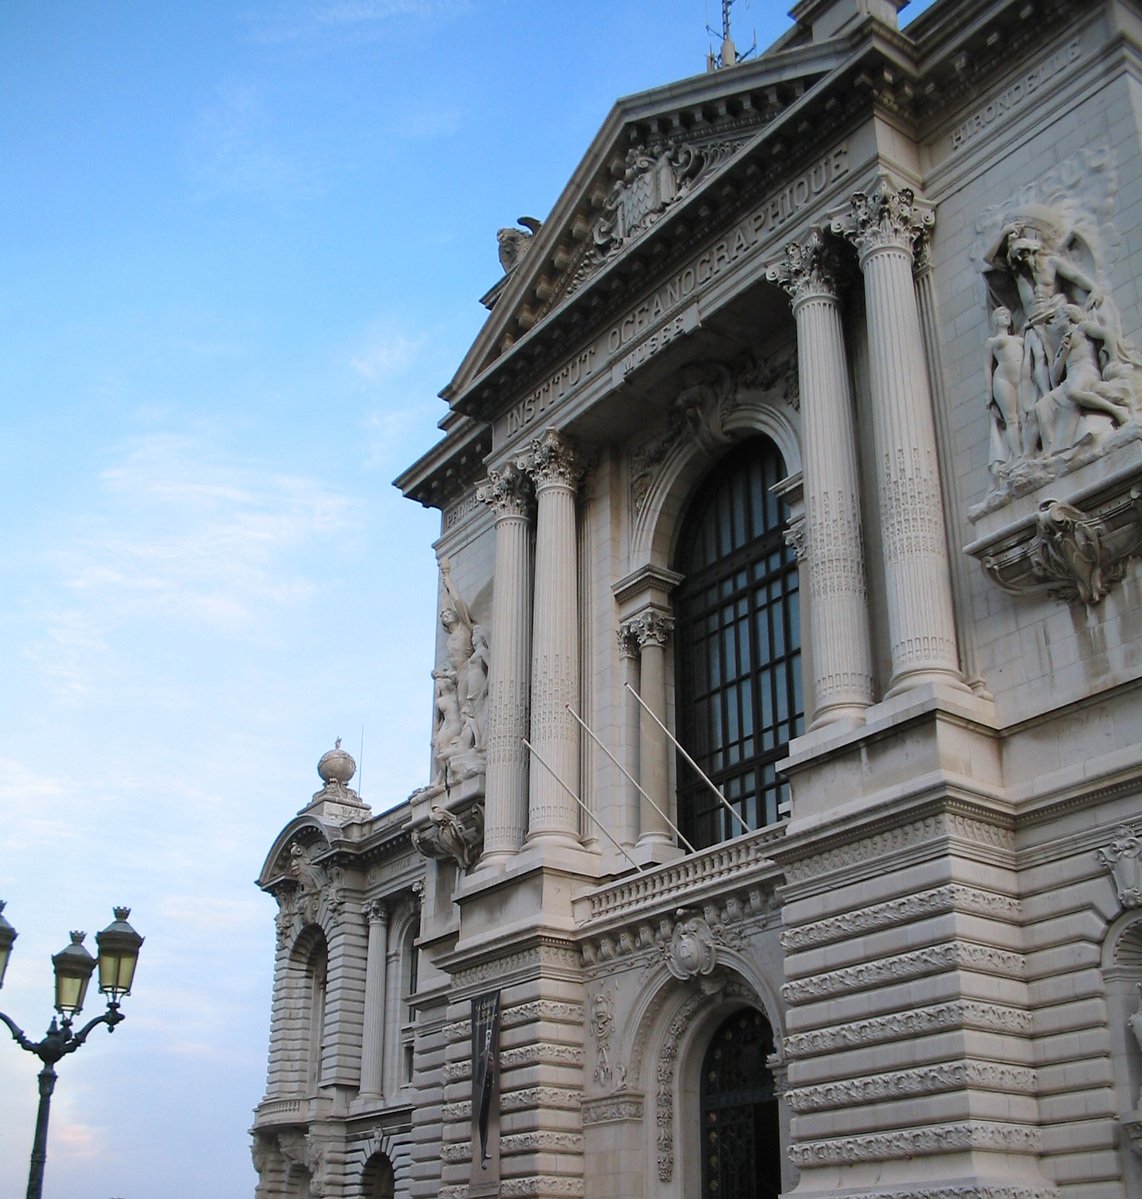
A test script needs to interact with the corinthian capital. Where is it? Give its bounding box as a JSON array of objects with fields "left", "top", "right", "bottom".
[
  {"left": 476, "top": 460, "right": 533, "bottom": 519},
  {"left": 834, "top": 181, "right": 934, "bottom": 263},
  {"left": 766, "top": 229, "right": 843, "bottom": 305},
  {"left": 517, "top": 427, "right": 588, "bottom": 490},
  {"left": 621, "top": 608, "right": 674, "bottom": 651}
]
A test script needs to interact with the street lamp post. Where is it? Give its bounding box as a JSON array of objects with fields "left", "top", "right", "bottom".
[{"left": 0, "top": 902, "right": 143, "bottom": 1199}]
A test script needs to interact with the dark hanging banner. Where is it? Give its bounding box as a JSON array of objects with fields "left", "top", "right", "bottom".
[{"left": 470, "top": 989, "right": 502, "bottom": 1193}]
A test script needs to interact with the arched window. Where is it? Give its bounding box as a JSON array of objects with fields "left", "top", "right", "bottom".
[
  {"left": 674, "top": 436, "right": 802, "bottom": 849},
  {"left": 700, "top": 1008, "right": 781, "bottom": 1199},
  {"left": 304, "top": 936, "right": 327, "bottom": 1094}
]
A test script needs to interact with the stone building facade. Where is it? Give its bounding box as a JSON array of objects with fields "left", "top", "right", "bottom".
[{"left": 251, "top": 1, "right": 1142, "bottom": 1196}]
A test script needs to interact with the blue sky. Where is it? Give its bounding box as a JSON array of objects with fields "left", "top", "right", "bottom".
[{"left": 0, "top": 2, "right": 935, "bottom": 1195}]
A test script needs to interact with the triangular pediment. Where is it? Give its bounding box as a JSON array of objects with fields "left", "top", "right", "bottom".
[{"left": 442, "top": 28, "right": 862, "bottom": 407}]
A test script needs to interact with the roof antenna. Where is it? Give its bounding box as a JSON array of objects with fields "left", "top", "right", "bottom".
[{"left": 706, "top": 0, "right": 757, "bottom": 71}]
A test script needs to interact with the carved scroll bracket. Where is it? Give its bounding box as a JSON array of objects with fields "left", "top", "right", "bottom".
[{"left": 964, "top": 457, "right": 1142, "bottom": 605}]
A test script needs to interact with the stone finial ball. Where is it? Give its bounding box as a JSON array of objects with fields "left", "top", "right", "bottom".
[{"left": 317, "top": 739, "right": 356, "bottom": 786}]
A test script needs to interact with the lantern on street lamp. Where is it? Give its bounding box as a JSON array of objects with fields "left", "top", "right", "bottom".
[{"left": 0, "top": 903, "right": 144, "bottom": 1199}]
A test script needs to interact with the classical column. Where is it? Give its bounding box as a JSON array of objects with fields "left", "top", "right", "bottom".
[
  {"left": 836, "top": 182, "right": 963, "bottom": 695},
  {"left": 769, "top": 230, "right": 874, "bottom": 727},
  {"left": 475, "top": 462, "right": 534, "bottom": 865},
  {"left": 359, "top": 901, "right": 389, "bottom": 1099},
  {"left": 519, "top": 428, "right": 587, "bottom": 842},
  {"left": 629, "top": 609, "right": 674, "bottom": 847},
  {"left": 616, "top": 622, "right": 642, "bottom": 849}
]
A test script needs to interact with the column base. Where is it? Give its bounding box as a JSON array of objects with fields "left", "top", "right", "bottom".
[
  {"left": 884, "top": 665, "right": 972, "bottom": 700},
  {"left": 633, "top": 835, "right": 685, "bottom": 867}
]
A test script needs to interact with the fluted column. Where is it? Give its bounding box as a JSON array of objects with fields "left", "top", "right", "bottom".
[
  {"left": 475, "top": 462, "right": 535, "bottom": 865},
  {"left": 769, "top": 230, "right": 874, "bottom": 727},
  {"left": 616, "top": 622, "right": 641, "bottom": 849},
  {"left": 628, "top": 609, "right": 674, "bottom": 846},
  {"left": 836, "top": 182, "right": 963, "bottom": 694},
  {"left": 359, "top": 901, "right": 388, "bottom": 1099},
  {"left": 519, "top": 428, "right": 587, "bottom": 842}
]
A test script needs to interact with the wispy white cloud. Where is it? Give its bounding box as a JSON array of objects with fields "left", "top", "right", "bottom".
[
  {"left": 350, "top": 325, "right": 425, "bottom": 381},
  {"left": 183, "top": 81, "right": 322, "bottom": 199},
  {"left": 245, "top": 0, "right": 471, "bottom": 46},
  {"left": 24, "top": 433, "right": 356, "bottom": 701}
]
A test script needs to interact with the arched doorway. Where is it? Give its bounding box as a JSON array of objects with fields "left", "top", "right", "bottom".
[
  {"left": 700, "top": 1008, "right": 781, "bottom": 1199},
  {"left": 362, "top": 1150, "right": 396, "bottom": 1199}
]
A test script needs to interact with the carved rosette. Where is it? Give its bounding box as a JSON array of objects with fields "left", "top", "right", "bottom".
[
  {"left": 517, "top": 428, "right": 587, "bottom": 491},
  {"left": 838, "top": 181, "right": 934, "bottom": 263},
  {"left": 1098, "top": 826, "right": 1142, "bottom": 908},
  {"left": 767, "top": 228, "right": 844, "bottom": 306},
  {"left": 476, "top": 461, "right": 533, "bottom": 520}
]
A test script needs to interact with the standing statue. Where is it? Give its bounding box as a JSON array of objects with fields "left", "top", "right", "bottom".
[
  {"left": 985, "top": 305, "right": 1025, "bottom": 465},
  {"left": 429, "top": 560, "right": 490, "bottom": 787}
]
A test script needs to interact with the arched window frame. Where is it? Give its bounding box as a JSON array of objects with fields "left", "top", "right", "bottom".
[{"left": 671, "top": 436, "right": 803, "bottom": 849}]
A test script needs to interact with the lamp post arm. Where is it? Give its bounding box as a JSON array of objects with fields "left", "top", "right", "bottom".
[
  {"left": 64, "top": 1003, "right": 124, "bottom": 1055},
  {"left": 0, "top": 1009, "right": 37, "bottom": 1054}
]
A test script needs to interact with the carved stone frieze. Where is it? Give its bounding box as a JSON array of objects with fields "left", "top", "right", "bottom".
[
  {"left": 788, "top": 1120, "right": 1041, "bottom": 1167},
  {"left": 1098, "top": 825, "right": 1142, "bottom": 908},
  {"left": 579, "top": 888, "right": 753, "bottom": 977},
  {"left": 451, "top": 940, "right": 582, "bottom": 989},
  {"left": 499, "top": 1085, "right": 582, "bottom": 1112},
  {"left": 779, "top": 810, "right": 1014, "bottom": 885},
  {"left": 783, "top": 998, "right": 1032, "bottom": 1059},
  {"left": 785, "top": 1061, "right": 1037, "bottom": 1113},
  {"left": 843, "top": 1189, "right": 1053, "bottom": 1199},
  {"left": 782, "top": 942, "right": 1025, "bottom": 1005},
  {"left": 781, "top": 884, "right": 1022, "bottom": 953},
  {"left": 499, "top": 1178, "right": 585, "bottom": 1198},
  {"left": 581, "top": 1094, "right": 644, "bottom": 1124}
]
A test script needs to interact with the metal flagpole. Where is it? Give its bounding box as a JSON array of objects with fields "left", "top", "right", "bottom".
[
  {"left": 522, "top": 739, "right": 644, "bottom": 872},
  {"left": 622, "top": 682, "right": 753, "bottom": 836},
  {"left": 565, "top": 705, "right": 697, "bottom": 855}
]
